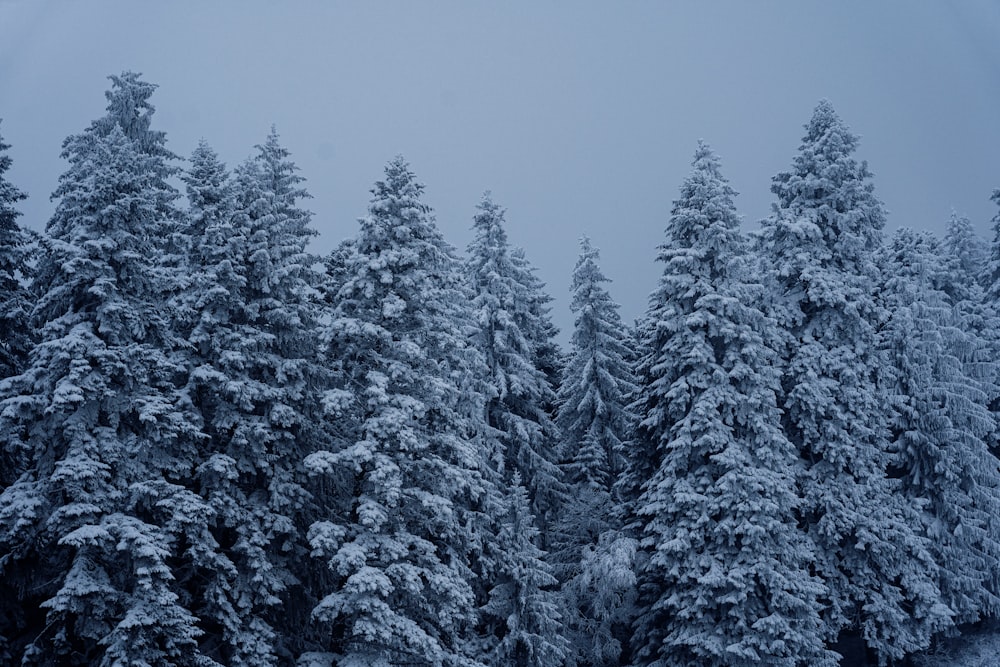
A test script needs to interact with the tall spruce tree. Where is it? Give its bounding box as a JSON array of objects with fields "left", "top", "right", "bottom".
[
  {"left": 553, "top": 236, "right": 638, "bottom": 667},
  {"left": 760, "top": 101, "right": 950, "bottom": 661},
  {"left": 303, "top": 157, "right": 491, "bottom": 666},
  {"left": 0, "top": 120, "right": 34, "bottom": 662},
  {"left": 882, "top": 228, "right": 1000, "bottom": 631},
  {"left": 0, "top": 73, "right": 215, "bottom": 666},
  {"left": 168, "top": 133, "right": 328, "bottom": 665},
  {"left": 557, "top": 236, "right": 635, "bottom": 492},
  {"left": 465, "top": 193, "right": 566, "bottom": 530},
  {"left": 0, "top": 121, "right": 32, "bottom": 383},
  {"left": 630, "top": 142, "right": 833, "bottom": 667}
]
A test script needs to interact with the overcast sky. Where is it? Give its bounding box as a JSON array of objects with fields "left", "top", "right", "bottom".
[{"left": 2, "top": 0, "right": 999, "bottom": 338}]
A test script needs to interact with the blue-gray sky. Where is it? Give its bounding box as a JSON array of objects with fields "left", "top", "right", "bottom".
[{"left": 2, "top": 0, "right": 999, "bottom": 338}]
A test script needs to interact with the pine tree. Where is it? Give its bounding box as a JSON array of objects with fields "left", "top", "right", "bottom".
[
  {"left": 557, "top": 236, "right": 635, "bottom": 492},
  {"left": 943, "top": 213, "right": 1000, "bottom": 456},
  {"left": 465, "top": 193, "right": 566, "bottom": 530},
  {"left": 511, "top": 246, "right": 564, "bottom": 400},
  {"left": 167, "top": 135, "right": 327, "bottom": 666},
  {"left": 482, "top": 477, "right": 570, "bottom": 667},
  {"left": 0, "top": 73, "right": 214, "bottom": 666},
  {"left": 942, "top": 212, "right": 989, "bottom": 294},
  {"left": 761, "top": 101, "right": 951, "bottom": 661},
  {"left": 553, "top": 236, "right": 638, "bottom": 666},
  {"left": 0, "top": 120, "right": 33, "bottom": 383},
  {"left": 882, "top": 228, "right": 1000, "bottom": 630},
  {"left": 985, "top": 190, "right": 1000, "bottom": 301},
  {"left": 0, "top": 119, "right": 34, "bottom": 664},
  {"left": 304, "top": 157, "right": 491, "bottom": 666},
  {"left": 630, "top": 142, "right": 833, "bottom": 667}
]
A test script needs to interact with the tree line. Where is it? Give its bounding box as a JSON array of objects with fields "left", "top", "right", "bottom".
[{"left": 1, "top": 73, "right": 999, "bottom": 667}]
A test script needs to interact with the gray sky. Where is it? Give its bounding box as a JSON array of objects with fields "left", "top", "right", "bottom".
[{"left": 2, "top": 0, "right": 999, "bottom": 339}]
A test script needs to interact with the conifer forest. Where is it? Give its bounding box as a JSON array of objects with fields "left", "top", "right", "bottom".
[{"left": 4, "top": 72, "right": 1000, "bottom": 667}]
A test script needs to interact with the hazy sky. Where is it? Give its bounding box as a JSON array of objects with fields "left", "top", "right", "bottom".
[{"left": 2, "top": 1, "right": 999, "bottom": 338}]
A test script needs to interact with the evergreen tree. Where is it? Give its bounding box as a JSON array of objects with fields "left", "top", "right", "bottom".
[
  {"left": 760, "top": 101, "right": 950, "bottom": 661},
  {"left": 482, "top": 477, "right": 570, "bottom": 667},
  {"left": 0, "top": 119, "right": 34, "bottom": 664},
  {"left": 511, "top": 246, "right": 564, "bottom": 400},
  {"left": 0, "top": 120, "right": 32, "bottom": 383},
  {"left": 553, "top": 236, "right": 638, "bottom": 666},
  {"left": 304, "top": 157, "right": 490, "bottom": 666},
  {"left": 557, "top": 236, "right": 635, "bottom": 492},
  {"left": 882, "top": 228, "right": 1000, "bottom": 630},
  {"left": 630, "top": 142, "right": 833, "bottom": 667},
  {"left": 985, "top": 190, "right": 1000, "bottom": 301},
  {"left": 169, "top": 134, "right": 327, "bottom": 666},
  {"left": 465, "top": 193, "right": 566, "bottom": 529},
  {"left": 943, "top": 213, "right": 1000, "bottom": 455},
  {"left": 0, "top": 73, "right": 214, "bottom": 666},
  {"left": 942, "top": 212, "right": 988, "bottom": 293}
]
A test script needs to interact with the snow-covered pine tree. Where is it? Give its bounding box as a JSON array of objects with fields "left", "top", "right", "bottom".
[
  {"left": 304, "top": 157, "right": 492, "bottom": 666},
  {"left": 985, "top": 189, "right": 1000, "bottom": 301},
  {"left": 557, "top": 236, "right": 635, "bottom": 493},
  {"left": 0, "top": 121, "right": 33, "bottom": 383},
  {"left": 167, "top": 134, "right": 327, "bottom": 666},
  {"left": 629, "top": 142, "right": 833, "bottom": 667},
  {"left": 0, "top": 119, "right": 35, "bottom": 662},
  {"left": 941, "top": 213, "right": 1000, "bottom": 441},
  {"left": 552, "top": 236, "right": 638, "bottom": 666},
  {"left": 511, "top": 245, "right": 564, "bottom": 402},
  {"left": 760, "top": 101, "right": 950, "bottom": 661},
  {"left": 482, "top": 475, "right": 570, "bottom": 667},
  {"left": 882, "top": 228, "right": 1000, "bottom": 631},
  {"left": 465, "top": 193, "right": 566, "bottom": 530},
  {"left": 942, "top": 212, "right": 989, "bottom": 293},
  {"left": 0, "top": 73, "right": 214, "bottom": 666}
]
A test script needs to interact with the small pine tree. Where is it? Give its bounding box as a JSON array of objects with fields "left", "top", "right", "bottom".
[
  {"left": 482, "top": 476, "right": 570, "bottom": 667},
  {"left": 630, "top": 142, "right": 833, "bottom": 667}
]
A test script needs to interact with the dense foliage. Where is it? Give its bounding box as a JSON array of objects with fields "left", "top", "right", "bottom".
[{"left": 2, "top": 75, "right": 999, "bottom": 667}]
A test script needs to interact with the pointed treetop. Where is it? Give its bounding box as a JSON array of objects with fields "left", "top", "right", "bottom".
[
  {"left": 944, "top": 211, "right": 986, "bottom": 267},
  {"left": 802, "top": 99, "right": 851, "bottom": 144},
  {"left": 787, "top": 99, "right": 861, "bottom": 174},
  {"left": 0, "top": 120, "right": 28, "bottom": 228},
  {"left": 89, "top": 71, "right": 173, "bottom": 158},
  {"left": 666, "top": 141, "right": 740, "bottom": 254},
  {"left": 809, "top": 98, "right": 839, "bottom": 125},
  {"left": 473, "top": 191, "right": 509, "bottom": 246},
  {"left": 690, "top": 138, "right": 721, "bottom": 175},
  {"left": 366, "top": 155, "right": 428, "bottom": 223},
  {"left": 768, "top": 101, "right": 883, "bottom": 254},
  {"left": 253, "top": 125, "right": 311, "bottom": 205},
  {"left": 377, "top": 154, "right": 423, "bottom": 198},
  {"left": 570, "top": 235, "right": 611, "bottom": 295},
  {"left": 576, "top": 234, "right": 598, "bottom": 266},
  {"left": 184, "top": 139, "right": 229, "bottom": 199}
]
